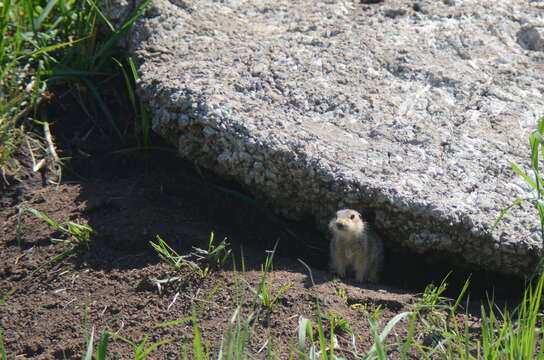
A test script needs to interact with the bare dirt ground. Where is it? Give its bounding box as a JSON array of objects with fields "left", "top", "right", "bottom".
[{"left": 0, "top": 108, "right": 524, "bottom": 359}]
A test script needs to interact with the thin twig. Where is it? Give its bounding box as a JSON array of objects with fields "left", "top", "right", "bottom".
[
  {"left": 167, "top": 292, "right": 180, "bottom": 311},
  {"left": 43, "top": 121, "right": 60, "bottom": 163}
]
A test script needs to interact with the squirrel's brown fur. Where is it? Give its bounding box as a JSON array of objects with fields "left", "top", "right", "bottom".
[{"left": 329, "top": 209, "right": 384, "bottom": 283}]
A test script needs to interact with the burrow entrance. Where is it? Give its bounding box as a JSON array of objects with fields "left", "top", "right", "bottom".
[{"left": 279, "top": 214, "right": 525, "bottom": 302}]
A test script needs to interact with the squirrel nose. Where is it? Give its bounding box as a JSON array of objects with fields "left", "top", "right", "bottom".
[{"left": 335, "top": 222, "right": 347, "bottom": 230}]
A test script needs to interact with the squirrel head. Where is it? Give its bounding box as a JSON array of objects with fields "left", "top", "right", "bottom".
[{"left": 328, "top": 209, "right": 365, "bottom": 237}]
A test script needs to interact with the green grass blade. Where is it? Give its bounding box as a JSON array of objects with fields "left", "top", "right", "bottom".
[
  {"left": 315, "top": 310, "right": 327, "bottom": 360},
  {"left": 118, "top": 0, "right": 150, "bottom": 33},
  {"left": 85, "top": 0, "right": 114, "bottom": 32},
  {"left": 368, "top": 318, "right": 387, "bottom": 360},
  {"left": 530, "top": 131, "right": 540, "bottom": 173},
  {"left": 492, "top": 198, "right": 526, "bottom": 230},
  {"left": 1, "top": 247, "right": 76, "bottom": 303},
  {"left": 371, "top": 312, "right": 412, "bottom": 355},
  {"left": 192, "top": 314, "right": 208, "bottom": 360},
  {"left": 399, "top": 312, "right": 418, "bottom": 359},
  {"left": 271, "top": 284, "right": 292, "bottom": 308},
  {"left": 153, "top": 317, "right": 192, "bottom": 328},
  {"left": 538, "top": 117, "right": 544, "bottom": 134},
  {"left": 93, "top": 0, "right": 149, "bottom": 68},
  {"left": 297, "top": 317, "right": 312, "bottom": 356},
  {"left": 105, "top": 332, "right": 135, "bottom": 347},
  {"left": 0, "top": 328, "right": 7, "bottom": 360},
  {"left": 112, "top": 57, "right": 137, "bottom": 111},
  {"left": 25, "top": 208, "right": 62, "bottom": 230},
  {"left": 134, "top": 335, "right": 148, "bottom": 356},
  {"left": 135, "top": 338, "right": 175, "bottom": 360},
  {"left": 0, "top": 0, "right": 11, "bottom": 57},
  {"left": 96, "top": 331, "right": 109, "bottom": 360},
  {"left": 24, "top": 0, "right": 36, "bottom": 34},
  {"left": 128, "top": 57, "right": 151, "bottom": 146},
  {"left": 34, "top": 0, "right": 60, "bottom": 31},
  {"left": 537, "top": 200, "right": 544, "bottom": 241},
  {"left": 81, "top": 77, "right": 122, "bottom": 139},
  {"left": 82, "top": 327, "right": 95, "bottom": 360},
  {"left": 451, "top": 277, "right": 470, "bottom": 315},
  {"left": 28, "top": 36, "right": 88, "bottom": 57},
  {"left": 511, "top": 163, "right": 537, "bottom": 191}
]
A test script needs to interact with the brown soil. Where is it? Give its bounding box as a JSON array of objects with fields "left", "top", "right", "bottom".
[{"left": 0, "top": 122, "right": 520, "bottom": 359}]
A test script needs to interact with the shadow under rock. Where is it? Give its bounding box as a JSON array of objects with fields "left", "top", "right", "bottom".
[{"left": 68, "top": 149, "right": 309, "bottom": 273}]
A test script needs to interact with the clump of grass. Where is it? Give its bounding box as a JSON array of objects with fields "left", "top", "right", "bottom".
[
  {"left": 150, "top": 232, "right": 231, "bottom": 280},
  {"left": 0, "top": 0, "right": 49, "bottom": 170},
  {"left": 335, "top": 287, "right": 348, "bottom": 305},
  {"left": 351, "top": 303, "right": 383, "bottom": 322},
  {"left": 192, "top": 232, "right": 232, "bottom": 273},
  {"left": 150, "top": 235, "right": 187, "bottom": 272},
  {"left": 323, "top": 311, "right": 353, "bottom": 337},
  {"left": 112, "top": 57, "right": 154, "bottom": 150},
  {"left": 257, "top": 277, "right": 292, "bottom": 315},
  {"left": 0, "top": 0, "right": 150, "bottom": 181},
  {"left": 256, "top": 247, "right": 292, "bottom": 314},
  {"left": 424, "top": 271, "right": 544, "bottom": 360},
  {"left": 108, "top": 332, "right": 175, "bottom": 359},
  {"left": 25, "top": 207, "right": 93, "bottom": 250},
  {"left": 476, "top": 271, "right": 544, "bottom": 359},
  {"left": 81, "top": 326, "right": 176, "bottom": 359},
  {"left": 0, "top": 126, "right": 25, "bottom": 183}
]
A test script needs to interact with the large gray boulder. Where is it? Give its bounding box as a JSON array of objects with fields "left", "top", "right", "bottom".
[{"left": 111, "top": 0, "right": 544, "bottom": 276}]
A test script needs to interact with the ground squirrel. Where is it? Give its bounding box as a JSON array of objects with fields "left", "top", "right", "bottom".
[{"left": 329, "top": 209, "right": 384, "bottom": 283}]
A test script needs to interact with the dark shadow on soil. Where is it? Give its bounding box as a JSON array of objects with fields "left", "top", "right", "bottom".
[{"left": 68, "top": 153, "right": 295, "bottom": 266}]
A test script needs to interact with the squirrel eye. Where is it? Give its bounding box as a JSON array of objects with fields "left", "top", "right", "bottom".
[{"left": 350, "top": 214, "right": 356, "bottom": 220}]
